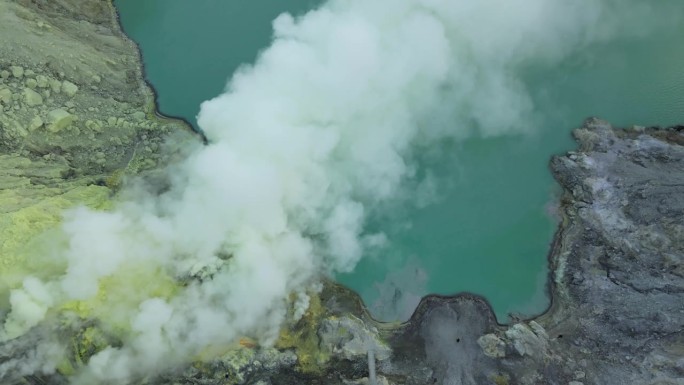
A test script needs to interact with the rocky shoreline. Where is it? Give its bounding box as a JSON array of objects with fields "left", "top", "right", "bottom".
[{"left": 1, "top": 1, "right": 682, "bottom": 385}]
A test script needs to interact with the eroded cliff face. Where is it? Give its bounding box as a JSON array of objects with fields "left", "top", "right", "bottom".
[{"left": 1, "top": 1, "right": 683, "bottom": 385}]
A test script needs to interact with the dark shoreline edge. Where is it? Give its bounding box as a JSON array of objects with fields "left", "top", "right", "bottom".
[
  {"left": 109, "top": 0, "right": 208, "bottom": 144},
  {"left": 339, "top": 177, "right": 565, "bottom": 330}
]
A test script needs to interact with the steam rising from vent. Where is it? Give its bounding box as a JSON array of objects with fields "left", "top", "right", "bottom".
[{"left": 1, "top": 0, "right": 680, "bottom": 382}]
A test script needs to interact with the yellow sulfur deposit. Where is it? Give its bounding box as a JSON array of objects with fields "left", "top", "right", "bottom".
[
  {"left": 275, "top": 292, "right": 330, "bottom": 373},
  {"left": 0, "top": 182, "right": 112, "bottom": 292}
]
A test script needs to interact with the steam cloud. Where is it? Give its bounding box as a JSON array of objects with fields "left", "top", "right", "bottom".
[
  {"left": 1, "top": 0, "right": 680, "bottom": 382},
  {"left": 371, "top": 260, "right": 428, "bottom": 322}
]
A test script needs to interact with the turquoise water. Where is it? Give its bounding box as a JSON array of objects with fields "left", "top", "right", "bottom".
[
  {"left": 115, "top": 0, "right": 319, "bottom": 128},
  {"left": 115, "top": 1, "right": 684, "bottom": 322}
]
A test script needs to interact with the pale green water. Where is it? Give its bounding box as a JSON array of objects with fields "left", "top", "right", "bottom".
[{"left": 115, "top": 0, "right": 684, "bottom": 322}]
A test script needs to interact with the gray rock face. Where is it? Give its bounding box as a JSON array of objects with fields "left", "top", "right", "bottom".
[
  {"left": 318, "top": 315, "right": 390, "bottom": 361},
  {"left": 477, "top": 333, "right": 506, "bottom": 358},
  {"left": 504, "top": 323, "right": 547, "bottom": 358},
  {"left": 543, "top": 119, "right": 684, "bottom": 384}
]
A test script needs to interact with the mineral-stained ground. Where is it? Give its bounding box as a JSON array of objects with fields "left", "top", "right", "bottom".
[
  {"left": 0, "top": 0, "right": 195, "bottom": 298},
  {"left": 1, "top": 1, "right": 682, "bottom": 384}
]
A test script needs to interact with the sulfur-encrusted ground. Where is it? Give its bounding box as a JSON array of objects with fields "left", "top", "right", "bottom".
[{"left": 0, "top": 0, "right": 195, "bottom": 306}]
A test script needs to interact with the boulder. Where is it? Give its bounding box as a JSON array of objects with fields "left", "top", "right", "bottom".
[
  {"left": 477, "top": 333, "right": 506, "bottom": 358},
  {"left": 318, "top": 316, "right": 390, "bottom": 361},
  {"left": 46, "top": 108, "right": 75, "bottom": 133},
  {"left": 23, "top": 88, "right": 43, "bottom": 106},
  {"left": 504, "top": 323, "right": 547, "bottom": 357},
  {"left": 10, "top": 66, "right": 24, "bottom": 78},
  {"left": 61, "top": 80, "right": 79, "bottom": 97},
  {"left": 0, "top": 88, "right": 11, "bottom": 104}
]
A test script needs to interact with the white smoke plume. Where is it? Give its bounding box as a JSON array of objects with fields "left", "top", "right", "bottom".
[
  {"left": 1, "top": 0, "right": 680, "bottom": 382},
  {"left": 370, "top": 259, "right": 429, "bottom": 322}
]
